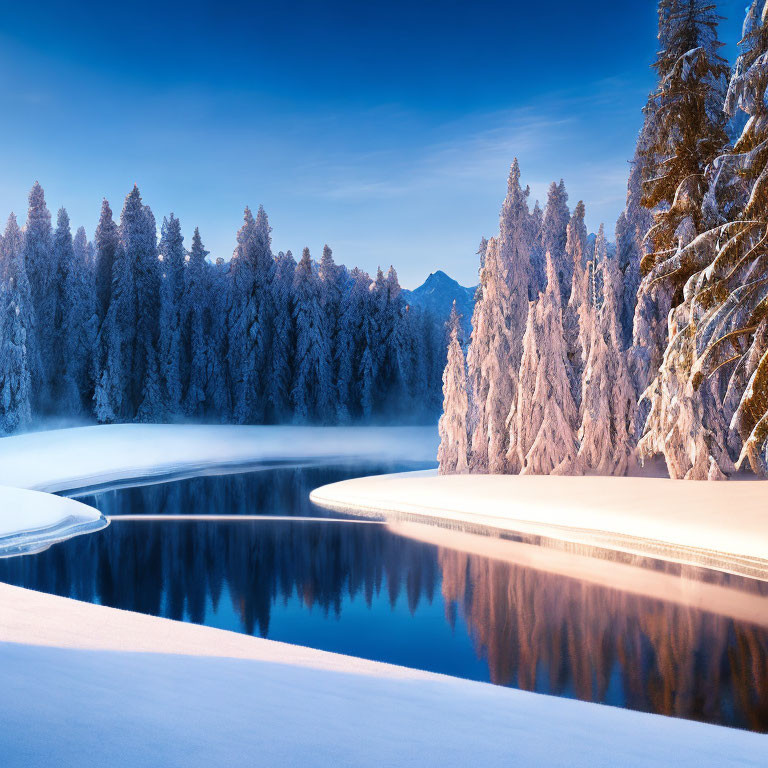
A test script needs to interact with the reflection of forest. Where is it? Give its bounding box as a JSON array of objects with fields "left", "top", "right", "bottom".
[
  {"left": 1, "top": 467, "right": 766, "bottom": 732},
  {"left": 439, "top": 547, "right": 768, "bottom": 731}
]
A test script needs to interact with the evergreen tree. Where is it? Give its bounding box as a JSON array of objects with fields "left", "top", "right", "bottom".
[
  {"left": 437, "top": 303, "right": 469, "bottom": 474},
  {"left": 469, "top": 159, "right": 532, "bottom": 472},
  {"left": 22, "top": 182, "right": 52, "bottom": 406},
  {"left": 228, "top": 206, "right": 273, "bottom": 423},
  {"left": 94, "top": 199, "right": 119, "bottom": 324},
  {"left": 182, "top": 227, "right": 209, "bottom": 416},
  {"left": 319, "top": 244, "right": 347, "bottom": 418},
  {"left": 528, "top": 200, "right": 545, "bottom": 297},
  {"left": 60, "top": 223, "right": 97, "bottom": 413},
  {"left": 514, "top": 255, "right": 580, "bottom": 475},
  {"left": 542, "top": 179, "right": 571, "bottom": 299},
  {"left": 158, "top": 214, "right": 186, "bottom": 413},
  {"left": 632, "top": 0, "right": 729, "bottom": 396},
  {"left": 579, "top": 245, "right": 636, "bottom": 475},
  {"left": 51, "top": 208, "right": 75, "bottom": 406},
  {"left": 266, "top": 250, "right": 296, "bottom": 421},
  {"left": 563, "top": 200, "right": 589, "bottom": 405},
  {"left": 636, "top": 1, "right": 767, "bottom": 476},
  {"left": 0, "top": 214, "right": 33, "bottom": 433},
  {"left": 291, "top": 248, "right": 332, "bottom": 422}
]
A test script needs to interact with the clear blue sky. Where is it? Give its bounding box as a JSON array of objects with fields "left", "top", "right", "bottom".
[{"left": 0, "top": 0, "right": 748, "bottom": 287}]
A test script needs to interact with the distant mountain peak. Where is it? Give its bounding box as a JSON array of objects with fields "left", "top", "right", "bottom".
[{"left": 402, "top": 270, "right": 476, "bottom": 337}]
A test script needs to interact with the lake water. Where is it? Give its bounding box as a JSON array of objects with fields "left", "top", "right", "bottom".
[{"left": 1, "top": 463, "right": 767, "bottom": 732}]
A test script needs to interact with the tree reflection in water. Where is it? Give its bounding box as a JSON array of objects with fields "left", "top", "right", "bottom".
[{"left": 0, "top": 465, "right": 766, "bottom": 732}]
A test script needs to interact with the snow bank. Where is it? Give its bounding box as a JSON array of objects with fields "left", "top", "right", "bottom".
[
  {"left": 311, "top": 471, "right": 768, "bottom": 579},
  {"left": 0, "top": 486, "right": 106, "bottom": 557},
  {"left": 0, "top": 424, "right": 438, "bottom": 493},
  {"left": 0, "top": 582, "right": 763, "bottom": 768}
]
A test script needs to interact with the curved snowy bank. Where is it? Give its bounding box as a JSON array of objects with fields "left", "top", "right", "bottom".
[
  {"left": 0, "top": 486, "right": 107, "bottom": 558},
  {"left": 0, "top": 423, "right": 438, "bottom": 494},
  {"left": 0, "top": 424, "right": 436, "bottom": 554},
  {"left": 0, "top": 582, "right": 764, "bottom": 767},
  {"left": 310, "top": 471, "right": 768, "bottom": 580}
]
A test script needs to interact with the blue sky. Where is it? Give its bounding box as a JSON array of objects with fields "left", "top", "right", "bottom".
[{"left": 0, "top": 0, "right": 749, "bottom": 287}]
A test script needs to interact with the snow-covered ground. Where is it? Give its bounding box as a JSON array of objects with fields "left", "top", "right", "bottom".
[
  {"left": 311, "top": 470, "right": 768, "bottom": 579},
  {"left": 0, "top": 424, "right": 439, "bottom": 493},
  {"left": 0, "top": 581, "right": 764, "bottom": 768},
  {"left": 0, "top": 486, "right": 106, "bottom": 557}
]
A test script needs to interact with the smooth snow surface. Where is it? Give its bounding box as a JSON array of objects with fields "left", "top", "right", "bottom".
[
  {"left": 311, "top": 470, "right": 768, "bottom": 579},
  {"left": 0, "top": 424, "right": 439, "bottom": 493},
  {"left": 0, "top": 582, "right": 764, "bottom": 768},
  {"left": 0, "top": 486, "right": 106, "bottom": 557}
]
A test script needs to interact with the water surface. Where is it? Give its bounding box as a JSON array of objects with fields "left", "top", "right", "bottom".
[{"left": 1, "top": 463, "right": 766, "bottom": 732}]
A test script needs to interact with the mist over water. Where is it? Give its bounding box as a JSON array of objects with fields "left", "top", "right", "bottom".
[{"left": 1, "top": 464, "right": 766, "bottom": 732}]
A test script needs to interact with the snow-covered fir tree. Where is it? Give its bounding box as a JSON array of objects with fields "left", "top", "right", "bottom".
[
  {"left": 94, "top": 199, "right": 119, "bottom": 324},
  {"left": 60, "top": 223, "right": 97, "bottom": 413},
  {"left": 291, "top": 247, "right": 332, "bottom": 422},
  {"left": 437, "top": 302, "right": 469, "bottom": 474},
  {"left": 631, "top": 0, "right": 729, "bottom": 397},
  {"left": 319, "top": 244, "right": 347, "bottom": 419},
  {"left": 513, "top": 255, "right": 580, "bottom": 475},
  {"left": 563, "top": 200, "right": 590, "bottom": 405},
  {"left": 468, "top": 160, "right": 532, "bottom": 473},
  {"left": 579, "top": 242, "right": 636, "bottom": 476},
  {"left": 158, "top": 214, "right": 186, "bottom": 414},
  {"left": 542, "top": 179, "right": 571, "bottom": 300},
  {"left": 0, "top": 214, "right": 33, "bottom": 434},
  {"left": 228, "top": 206, "right": 273, "bottom": 423},
  {"left": 638, "top": 0, "right": 768, "bottom": 476},
  {"left": 22, "top": 182, "right": 51, "bottom": 407}
]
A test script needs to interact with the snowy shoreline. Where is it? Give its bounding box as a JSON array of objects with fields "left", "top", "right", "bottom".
[
  {"left": 0, "top": 424, "right": 437, "bottom": 553},
  {"left": 0, "top": 423, "right": 439, "bottom": 494},
  {"left": 311, "top": 470, "right": 768, "bottom": 580},
  {"left": 1, "top": 581, "right": 764, "bottom": 767},
  {"left": 0, "top": 486, "right": 107, "bottom": 558}
]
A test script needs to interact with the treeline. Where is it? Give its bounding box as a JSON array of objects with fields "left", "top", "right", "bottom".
[
  {"left": 440, "top": 0, "right": 768, "bottom": 479},
  {"left": 0, "top": 184, "right": 444, "bottom": 433}
]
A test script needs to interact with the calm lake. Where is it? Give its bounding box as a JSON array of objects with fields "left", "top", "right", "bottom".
[{"left": 2, "top": 462, "right": 767, "bottom": 732}]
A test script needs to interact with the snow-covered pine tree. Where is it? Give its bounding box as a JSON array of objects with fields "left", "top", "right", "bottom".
[
  {"left": 437, "top": 302, "right": 469, "bottom": 474},
  {"left": 228, "top": 206, "right": 273, "bottom": 423},
  {"left": 319, "top": 244, "right": 347, "bottom": 418},
  {"left": 266, "top": 249, "right": 296, "bottom": 421},
  {"left": 466, "top": 239, "right": 493, "bottom": 471},
  {"left": 292, "top": 247, "right": 332, "bottom": 422},
  {"left": 579, "top": 243, "right": 636, "bottom": 475},
  {"left": 94, "top": 199, "right": 119, "bottom": 324},
  {"left": 158, "top": 214, "right": 186, "bottom": 414},
  {"left": 131, "top": 193, "right": 162, "bottom": 419},
  {"left": 515, "top": 254, "right": 580, "bottom": 475},
  {"left": 0, "top": 214, "right": 33, "bottom": 434},
  {"left": 21, "top": 182, "right": 52, "bottom": 407},
  {"left": 379, "top": 266, "right": 408, "bottom": 417},
  {"left": 469, "top": 159, "right": 532, "bottom": 473},
  {"left": 338, "top": 266, "right": 371, "bottom": 420},
  {"left": 542, "top": 179, "right": 571, "bottom": 300},
  {"left": 528, "top": 200, "right": 545, "bottom": 298},
  {"left": 59, "top": 222, "right": 97, "bottom": 413},
  {"left": 638, "top": 0, "right": 768, "bottom": 476},
  {"left": 631, "top": 0, "right": 729, "bottom": 397},
  {"left": 50, "top": 208, "right": 74, "bottom": 408},
  {"left": 94, "top": 185, "right": 157, "bottom": 421},
  {"left": 480, "top": 238, "right": 518, "bottom": 473},
  {"left": 563, "top": 200, "right": 589, "bottom": 405}
]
